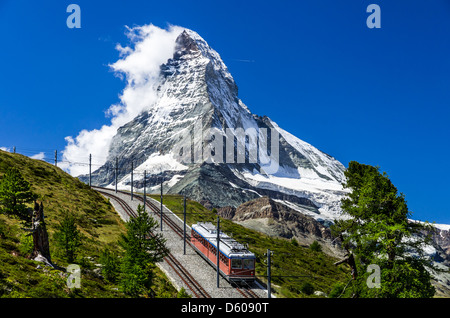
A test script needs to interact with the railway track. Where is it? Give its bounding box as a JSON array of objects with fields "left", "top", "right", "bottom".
[
  {"left": 231, "top": 282, "right": 260, "bottom": 298},
  {"left": 96, "top": 189, "right": 211, "bottom": 298},
  {"left": 95, "top": 186, "right": 261, "bottom": 299}
]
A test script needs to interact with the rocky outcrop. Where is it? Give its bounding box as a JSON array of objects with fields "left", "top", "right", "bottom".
[{"left": 217, "top": 205, "right": 236, "bottom": 220}]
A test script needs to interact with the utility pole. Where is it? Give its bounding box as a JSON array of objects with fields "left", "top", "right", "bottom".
[
  {"left": 266, "top": 249, "right": 273, "bottom": 298},
  {"left": 130, "top": 161, "right": 133, "bottom": 201},
  {"left": 160, "top": 177, "right": 163, "bottom": 231},
  {"left": 143, "top": 170, "right": 146, "bottom": 213},
  {"left": 89, "top": 154, "right": 92, "bottom": 187},
  {"left": 54, "top": 150, "right": 57, "bottom": 167},
  {"left": 115, "top": 157, "right": 118, "bottom": 193},
  {"left": 216, "top": 216, "right": 220, "bottom": 288},
  {"left": 183, "top": 194, "right": 186, "bottom": 255}
]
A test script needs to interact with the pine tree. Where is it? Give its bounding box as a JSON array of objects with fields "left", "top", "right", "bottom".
[
  {"left": 53, "top": 212, "right": 82, "bottom": 263},
  {"left": 119, "top": 204, "right": 168, "bottom": 296},
  {"left": 331, "top": 161, "right": 435, "bottom": 298},
  {"left": 99, "top": 245, "right": 121, "bottom": 283},
  {"left": 0, "top": 167, "right": 36, "bottom": 221}
]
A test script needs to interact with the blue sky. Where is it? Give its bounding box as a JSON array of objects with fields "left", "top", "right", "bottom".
[{"left": 0, "top": 0, "right": 449, "bottom": 224}]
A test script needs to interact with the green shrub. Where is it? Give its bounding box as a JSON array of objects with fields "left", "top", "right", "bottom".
[
  {"left": 328, "top": 282, "right": 345, "bottom": 298},
  {"left": 309, "top": 240, "right": 322, "bottom": 252},
  {"left": 19, "top": 233, "right": 34, "bottom": 257},
  {"left": 300, "top": 282, "right": 314, "bottom": 295}
]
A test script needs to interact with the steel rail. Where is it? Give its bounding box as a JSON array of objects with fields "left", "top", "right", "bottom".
[{"left": 96, "top": 189, "right": 211, "bottom": 298}]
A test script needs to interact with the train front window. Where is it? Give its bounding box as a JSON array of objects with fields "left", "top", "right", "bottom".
[
  {"left": 243, "top": 259, "right": 254, "bottom": 269},
  {"left": 231, "top": 258, "right": 242, "bottom": 269}
]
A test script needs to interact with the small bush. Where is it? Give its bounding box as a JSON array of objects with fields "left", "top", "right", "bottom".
[
  {"left": 309, "top": 240, "right": 322, "bottom": 252},
  {"left": 300, "top": 282, "right": 314, "bottom": 295},
  {"left": 328, "top": 282, "right": 345, "bottom": 298},
  {"left": 19, "top": 233, "right": 34, "bottom": 257}
]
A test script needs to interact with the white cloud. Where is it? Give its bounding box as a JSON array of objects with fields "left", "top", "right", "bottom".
[
  {"left": 30, "top": 152, "right": 45, "bottom": 160},
  {"left": 0, "top": 147, "right": 10, "bottom": 152},
  {"left": 62, "top": 24, "right": 184, "bottom": 176}
]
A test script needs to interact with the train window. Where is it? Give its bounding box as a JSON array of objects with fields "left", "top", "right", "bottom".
[
  {"left": 220, "top": 253, "right": 227, "bottom": 264},
  {"left": 243, "top": 259, "right": 254, "bottom": 269},
  {"left": 231, "top": 258, "right": 242, "bottom": 269}
]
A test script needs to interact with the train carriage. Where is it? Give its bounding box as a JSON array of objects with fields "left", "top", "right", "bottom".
[{"left": 191, "top": 222, "right": 256, "bottom": 283}]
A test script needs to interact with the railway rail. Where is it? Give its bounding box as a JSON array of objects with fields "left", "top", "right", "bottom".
[
  {"left": 95, "top": 186, "right": 261, "bottom": 299},
  {"left": 234, "top": 284, "right": 260, "bottom": 298},
  {"left": 96, "top": 189, "right": 211, "bottom": 298}
]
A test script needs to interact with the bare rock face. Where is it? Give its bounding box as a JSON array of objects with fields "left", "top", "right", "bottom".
[
  {"left": 217, "top": 206, "right": 236, "bottom": 220},
  {"left": 436, "top": 229, "right": 450, "bottom": 258},
  {"left": 430, "top": 227, "right": 450, "bottom": 265}
]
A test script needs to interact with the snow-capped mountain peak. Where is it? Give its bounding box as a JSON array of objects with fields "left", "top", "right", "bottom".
[{"left": 86, "top": 27, "right": 347, "bottom": 224}]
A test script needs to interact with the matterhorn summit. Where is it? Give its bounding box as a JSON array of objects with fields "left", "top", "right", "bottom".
[{"left": 83, "top": 28, "right": 347, "bottom": 224}]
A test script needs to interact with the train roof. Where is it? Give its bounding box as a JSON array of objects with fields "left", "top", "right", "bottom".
[{"left": 192, "top": 222, "right": 255, "bottom": 258}]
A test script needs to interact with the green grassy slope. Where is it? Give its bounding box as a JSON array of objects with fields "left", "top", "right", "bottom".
[{"left": 0, "top": 150, "right": 178, "bottom": 298}]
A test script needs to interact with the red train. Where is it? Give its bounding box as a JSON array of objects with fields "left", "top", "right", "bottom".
[{"left": 191, "top": 222, "right": 256, "bottom": 283}]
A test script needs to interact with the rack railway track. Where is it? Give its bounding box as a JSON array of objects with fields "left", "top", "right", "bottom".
[
  {"left": 95, "top": 188, "right": 211, "bottom": 298},
  {"left": 95, "top": 186, "right": 260, "bottom": 299}
]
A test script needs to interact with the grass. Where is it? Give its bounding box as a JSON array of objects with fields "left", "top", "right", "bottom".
[
  {"left": 0, "top": 150, "right": 178, "bottom": 298},
  {"left": 149, "top": 194, "right": 351, "bottom": 298}
]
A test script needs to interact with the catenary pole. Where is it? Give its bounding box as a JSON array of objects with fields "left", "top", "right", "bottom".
[
  {"left": 115, "top": 157, "right": 118, "bottom": 193},
  {"left": 143, "top": 170, "right": 146, "bottom": 213},
  {"left": 183, "top": 194, "right": 186, "bottom": 255},
  {"left": 217, "top": 216, "right": 220, "bottom": 288},
  {"left": 160, "top": 177, "right": 163, "bottom": 231},
  {"left": 89, "top": 154, "right": 92, "bottom": 186},
  {"left": 130, "top": 161, "right": 133, "bottom": 201},
  {"left": 267, "top": 249, "right": 272, "bottom": 298}
]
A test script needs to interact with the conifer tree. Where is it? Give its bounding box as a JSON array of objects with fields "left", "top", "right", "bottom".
[
  {"left": 331, "top": 161, "right": 435, "bottom": 298},
  {"left": 119, "top": 204, "right": 168, "bottom": 296},
  {"left": 53, "top": 212, "right": 82, "bottom": 263},
  {"left": 0, "top": 167, "right": 36, "bottom": 221}
]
